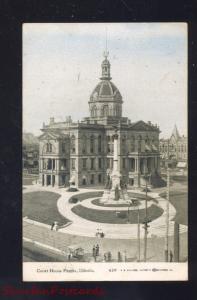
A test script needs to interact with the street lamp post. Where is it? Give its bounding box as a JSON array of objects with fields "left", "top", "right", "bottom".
[
  {"left": 143, "top": 171, "right": 149, "bottom": 262},
  {"left": 164, "top": 139, "right": 170, "bottom": 262},
  {"left": 137, "top": 204, "right": 140, "bottom": 262}
]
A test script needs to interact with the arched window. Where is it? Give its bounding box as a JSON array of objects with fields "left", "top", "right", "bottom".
[
  {"left": 98, "top": 135, "right": 102, "bottom": 153},
  {"left": 102, "top": 105, "right": 109, "bottom": 117},
  {"left": 90, "top": 135, "right": 95, "bottom": 153},
  {"left": 46, "top": 143, "right": 52, "bottom": 153},
  {"left": 92, "top": 105, "right": 97, "bottom": 117},
  {"left": 71, "top": 135, "right": 76, "bottom": 153}
]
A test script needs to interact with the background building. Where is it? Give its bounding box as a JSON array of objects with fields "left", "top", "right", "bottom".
[
  {"left": 160, "top": 125, "right": 187, "bottom": 168},
  {"left": 23, "top": 133, "right": 39, "bottom": 173},
  {"left": 39, "top": 53, "right": 163, "bottom": 188}
]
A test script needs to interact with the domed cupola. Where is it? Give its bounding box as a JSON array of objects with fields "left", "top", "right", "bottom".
[
  {"left": 89, "top": 51, "right": 123, "bottom": 119},
  {"left": 100, "top": 51, "right": 112, "bottom": 80}
]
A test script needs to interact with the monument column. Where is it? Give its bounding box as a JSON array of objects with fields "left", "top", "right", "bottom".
[{"left": 113, "top": 132, "right": 118, "bottom": 172}]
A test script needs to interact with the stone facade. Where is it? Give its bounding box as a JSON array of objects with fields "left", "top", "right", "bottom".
[{"left": 39, "top": 53, "right": 161, "bottom": 188}]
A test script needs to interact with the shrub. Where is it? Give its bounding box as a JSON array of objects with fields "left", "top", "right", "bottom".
[{"left": 69, "top": 197, "right": 78, "bottom": 204}]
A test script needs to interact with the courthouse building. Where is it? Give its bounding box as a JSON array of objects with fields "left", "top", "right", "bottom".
[{"left": 39, "top": 52, "right": 162, "bottom": 188}]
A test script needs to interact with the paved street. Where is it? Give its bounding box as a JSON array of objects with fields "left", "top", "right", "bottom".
[{"left": 23, "top": 220, "right": 187, "bottom": 262}]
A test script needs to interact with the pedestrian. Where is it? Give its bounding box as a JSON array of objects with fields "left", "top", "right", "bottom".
[
  {"left": 108, "top": 251, "right": 112, "bottom": 262},
  {"left": 124, "top": 250, "right": 127, "bottom": 262},
  {"left": 104, "top": 253, "right": 107, "bottom": 262},
  {"left": 92, "top": 246, "right": 96, "bottom": 258},
  {"left": 170, "top": 250, "right": 173, "bottom": 262},
  {"left": 51, "top": 222, "right": 55, "bottom": 230},
  {"left": 96, "top": 244, "right": 99, "bottom": 257},
  {"left": 53, "top": 221, "right": 58, "bottom": 231},
  {"left": 118, "top": 251, "right": 122, "bottom": 262}
]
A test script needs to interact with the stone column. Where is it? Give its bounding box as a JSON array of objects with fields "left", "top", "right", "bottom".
[
  {"left": 39, "top": 158, "right": 43, "bottom": 172},
  {"left": 44, "top": 174, "right": 47, "bottom": 186},
  {"left": 113, "top": 133, "right": 118, "bottom": 172},
  {"left": 56, "top": 159, "right": 60, "bottom": 171}
]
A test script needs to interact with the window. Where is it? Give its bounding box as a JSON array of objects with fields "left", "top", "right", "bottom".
[
  {"left": 90, "top": 158, "right": 95, "bottom": 170},
  {"left": 92, "top": 106, "right": 97, "bottom": 117},
  {"left": 62, "top": 142, "right": 66, "bottom": 153},
  {"left": 71, "top": 135, "right": 76, "bottom": 153},
  {"left": 90, "top": 135, "right": 95, "bottom": 153},
  {"left": 90, "top": 174, "right": 94, "bottom": 184},
  {"left": 130, "top": 136, "right": 135, "bottom": 152},
  {"left": 46, "top": 143, "right": 52, "bottom": 153},
  {"left": 52, "top": 159, "right": 55, "bottom": 170},
  {"left": 98, "top": 135, "right": 102, "bottom": 153},
  {"left": 98, "top": 174, "right": 102, "bottom": 183},
  {"left": 82, "top": 158, "right": 87, "bottom": 169},
  {"left": 138, "top": 136, "right": 142, "bottom": 152},
  {"left": 71, "top": 158, "right": 75, "bottom": 170},
  {"left": 82, "top": 178, "right": 86, "bottom": 185},
  {"left": 107, "top": 158, "right": 110, "bottom": 169},
  {"left": 98, "top": 158, "right": 102, "bottom": 169},
  {"left": 122, "top": 158, "right": 126, "bottom": 169},
  {"left": 47, "top": 159, "right": 52, "bottom": 170},
  {"left": 102, "top": 105, "right": 109, "bottom": 117},
  {"left": 82, "top": 135, "right": 87, "bottom": 154},
  {"left": 61, "top": 159, "right": 67, "bottom": 170},
  {"left": 129, "top": 158, "right": 135, "bottom": 172},
  {"left": 122, "top": 136, "right": 127, "bottom": 153}
]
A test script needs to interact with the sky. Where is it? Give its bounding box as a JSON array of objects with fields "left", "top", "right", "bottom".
[{"left": 23, "top": 23, "right": 187, "bottom": 138}]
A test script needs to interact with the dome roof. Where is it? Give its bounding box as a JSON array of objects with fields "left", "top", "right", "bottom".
[{"left": 90, "top": 80, "right": 122, "bottom": 102}]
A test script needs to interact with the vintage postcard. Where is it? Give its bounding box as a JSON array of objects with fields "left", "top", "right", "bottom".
[{"left": 22, "top": 23, "right": 188, "bottom": 281}]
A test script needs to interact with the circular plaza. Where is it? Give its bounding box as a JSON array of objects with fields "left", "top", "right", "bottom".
[{"left": 23, "top": 184, "right": 186, "bottom": 240}]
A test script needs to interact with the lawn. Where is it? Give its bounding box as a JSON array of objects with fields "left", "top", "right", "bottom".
[
  {"left": 159, "top": 191, "right": 187, "bottom": 226},
  {"left": 71, "top": 204, "right": 163, "bottom": 224},
  {"left": 69, "top": 191, "right": 103, "bottom": 203},
  {"left": 23, "top": 191, "right": 70, "bottom": 226}
]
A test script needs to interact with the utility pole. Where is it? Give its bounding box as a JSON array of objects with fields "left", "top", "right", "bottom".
[
  {"left": 174, "top": 221, "right": 180, "bottom": 262},
  {"left": 164, "top": 139, "right": 170, "bottom": 262},
  {"left": 137, "top": 204, "right": 141, "bottom": 262},
  {"left": 143, "top": 163, "right": 149, "bottom": 262}
]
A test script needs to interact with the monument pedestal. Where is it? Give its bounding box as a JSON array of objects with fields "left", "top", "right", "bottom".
[{"left": 100, "top": 128, "right": 131, "bottom": 205}]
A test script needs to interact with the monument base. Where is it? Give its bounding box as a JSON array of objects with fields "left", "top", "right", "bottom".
[{"left": 100, "top": 188, "right": 131, "bottom": 205}]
